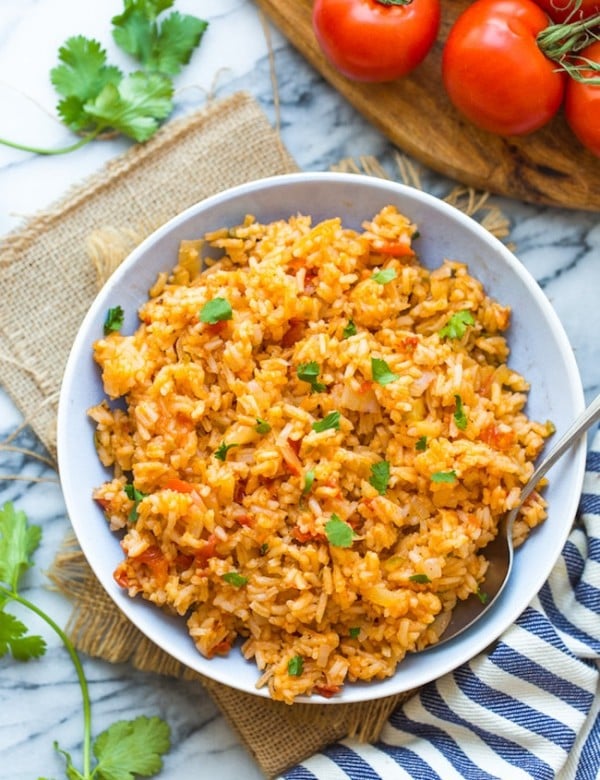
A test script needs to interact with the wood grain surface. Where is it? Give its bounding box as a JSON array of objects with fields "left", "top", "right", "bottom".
[{"left": 256, "top": 0, "right": 600, "bottom": 211}]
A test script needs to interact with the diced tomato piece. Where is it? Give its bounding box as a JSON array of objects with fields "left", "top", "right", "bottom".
[
  {"left": 163, "top": 477, "right": 196, "bottom": 493},
  {"left": 236, "top": 514, "right": 255, "bottom": 527},
  {"left": 136, "top": 545, "right": 169, "bottom": 586},
  {"left": 375, "top": 242, "right": 414, "bottom": 257},
  {"left": 208, "top": 639, "right": 232, "bottom": 658},
  {"left": 400, "top": 336, "right": 419, "bottom": 352},
  {"left": 113, "top": 564, "right": 130, "bottom": 588},
  {"left": 195, "top": 533, "right": 219, "bottom": 565},
  {"left": 314, "top": 683, "right": 341, "bottom": 698},
  {"left": 480, "top": 424, "right": 515, "bottom": 450},
  {"left": 281, "top": 318, "right": 305, "bottom": 347}
]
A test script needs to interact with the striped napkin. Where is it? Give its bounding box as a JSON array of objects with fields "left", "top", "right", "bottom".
[{"left": 282, "top": 426, "right": 600, "bottom": 779}]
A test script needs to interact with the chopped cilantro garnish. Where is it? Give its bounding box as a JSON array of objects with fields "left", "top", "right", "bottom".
[
  {"left": 476, "top": 588, "right": 489, "bottom": 604},
  {"left": 371, "top": 268, "right": 397, "bottom": 285},
  {"left": 325, "top": 514, "right": 355, "bottom": 548},
  {"left": 259, "top": 543, "right": 269, "bottom": 555},
  {"left": 199, "top": 297, "right": 232, "bottom": 324},
  {"left": 302, "top": 469, "right": 315, "bottom": 495},
  {"left": 439, "top": 309, "right": 475, "bottom": 340},
  {"left": 104, "top": 305, "right": 124, "bottom": 335},
  {"left": 222, "top": 571, "right": 248, "bottom": 588},
  {"left": 288, "top": 655, "right": 304, "bottom": 676},
  {"left": 312, "top": 411, "right": 341, "bottom": 433},
  {"left": 213, "top": 442, "right": 238, "bottom": 461},
  {"left": 371, "top": 357, "right": 399, "bottom": 386},
  {"left": 415, "top": 436, "right": 427, "bottom": 451},
  {"left": 369, "top": 461, "right": 390, "bottom": 495},
  {"left": 342, "top": 319, "right": 357, "bottom": 339},
  {"left": 124, "top": 483, "right": 146, "bottom": 522},
  {"left": 453, "top": 394, "right": 468, "bottom": 430},
  {"left": 409, "top": 573, "right": 431, "bottom": 583},
  {"left": 431, "top": 470, "right": 457, "bottom": 483},
  {"left": 297, "top": 361, "right": 327, "bottom": 393},
  {"left": 255, "top": 418, "right": 271, "bottom": 434},
  {"left": 348, "top": 627, "right": 361, "bottom": 639}
]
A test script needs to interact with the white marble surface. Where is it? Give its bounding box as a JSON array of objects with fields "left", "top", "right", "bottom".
[{"left": 0, "top": 2, "right": 598, "bottom": 778}]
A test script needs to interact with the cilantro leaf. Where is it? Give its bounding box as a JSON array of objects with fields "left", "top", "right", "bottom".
[
  {"left": 255, "top": 418, "right": 271, "bottom": 434},
  {"left": 453, "top": 394, "right": 468, "bottom": 430},
  {"left": 214, "top": 442, "right": 238, "bottom": 461},
  {"left": 200, "top": 297, "right": 233, "bottom": 324},
  {"left": 51, "top": 36, "right": 122, "bottom": 132},
  {"left": 83, "top": 71, "right": 174, "bottom": 142},
  {"left": 371, "top": 268, "right": 397, "bottom": 285},
  {"left": 221, "top": 571, "right": 248, "bottom": 588},
  {"left": 123, "top": 484, "right": 147, "bottom": 522},
  {"left": 112, "top": 1, "right": 208, "bottom": 76},
  {"left": 287, "top": 655, "right": 304, "bottom": 676},
  {"left": 93, "top": 715, "right": 171, "bottom": 780},
  {"left": 302, "top": 469, "right": 315, "bottom": 496},
  {"left": 348, "top": 627, "right": 360, "bottom": 638},
  {"left": 325, "top": 515, "right": 355, "bottom": 548},
  {"left": 409, "top": 574, "right": 431, "bottom": 584},
  {"left": 104, "top": 305, "right": 125, "bottom": 335},
  {"left": 312, "top": 411, "right": 341, "bottom": 433},
  {"left": 297, "top": 361, "right": 326, "bottom": 393},
  {"left": 0, "top": 612, "right": 46, "bottom": 661},
  {"left": 415, "top": 436, "right": 427, "bottom": 451},
  {"left": 369, "top": 461, "right": 390, "bottom": 495},
  {"left": 0, "top": 502, "right": 41, "bottom": 592},
  {"left": 431, "top": 470, "right": 457, "bottom": 483},
  {"left": 342, "top": 319, "right": 357, "bottom": 339},
  {"left": 371, "top": 357, "right": 399, "bottom": 386},
  {"left": 439, "top": 309, "right": 475, "bottom": 340}
]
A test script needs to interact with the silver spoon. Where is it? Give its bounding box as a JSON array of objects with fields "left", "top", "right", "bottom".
[{"left": 432, "top": 390, "right": 600, "bottom": 646}]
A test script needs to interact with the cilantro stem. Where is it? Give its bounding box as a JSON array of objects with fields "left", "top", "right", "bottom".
[
  {"left": 0, "top": 129, "right": 100, "bottom": 156},
  {"left": 0, "top": 584, "right": 93, "bottom": 778}
]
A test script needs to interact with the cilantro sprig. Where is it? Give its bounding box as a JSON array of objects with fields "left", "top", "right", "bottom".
[
  {"left": 324, "top": 514, "right": 356, "bottom": 548},
  {"left": 439, "top": 310, "right": 475, "bottom": 340},
  {"left": 0, "top": 502, "right": 170, "bottom": 779},
  {"left": 369, "top": 461, "right": 391, "bottom": 495},
  {"left": 0, "top": 0, "right": 207, "bottom": 156},
  {"left": 297, "top": 361, "right": 327, "bottom": 393}
]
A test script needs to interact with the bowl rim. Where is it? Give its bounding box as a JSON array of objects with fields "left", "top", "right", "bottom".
[{"left": 57, "top": 171, "right": 586, "bottom": 703}]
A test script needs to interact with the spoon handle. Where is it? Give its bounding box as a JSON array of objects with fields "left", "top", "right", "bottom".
[{"left": 519, "top": 390, "right": 600, "bottom": 507}]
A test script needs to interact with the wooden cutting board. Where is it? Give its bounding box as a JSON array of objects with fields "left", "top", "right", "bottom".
[{"left": 256, "top": 0, "right": 600, "bottom": 211}]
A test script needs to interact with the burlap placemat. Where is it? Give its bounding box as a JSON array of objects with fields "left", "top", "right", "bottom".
[{"left": 0, "top": 91, "right": 412, "bottom": 779}]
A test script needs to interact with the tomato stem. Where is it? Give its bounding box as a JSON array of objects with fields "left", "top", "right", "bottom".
[{"left": 537, "top": 11, "right": 600, "bottom": 82}]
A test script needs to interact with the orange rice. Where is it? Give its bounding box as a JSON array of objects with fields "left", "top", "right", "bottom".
[{"left": 89, "top": 205, "right": 552, "bottom": 703}]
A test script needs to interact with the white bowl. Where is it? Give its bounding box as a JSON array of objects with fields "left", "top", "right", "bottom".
[{"left": 57, "top": 172, "right": 585, "bottom": 703}]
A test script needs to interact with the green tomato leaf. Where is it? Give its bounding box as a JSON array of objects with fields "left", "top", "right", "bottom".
[
  {"left": 371, "top": 358, "right": 399, "bottom": 386},
  {"left": 369, "top": 461, "right": 390, "bottom": 495},
  {"left": 0, "top": 501, "right": 41, "bottom": 592},
  {"left": 93, "top": 715, "right": 171, "bottom": 780},
  {"left": 83, "top": 71, "right": 173, "bottom": 142},
  {"left": 325, "top": 514, "right": 355, "bottom": 548}
]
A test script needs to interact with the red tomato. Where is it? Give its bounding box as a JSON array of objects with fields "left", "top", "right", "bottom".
[
  {"left": 442, "top": 0, "right": 566, "bottom": 135},
  {"left": 312, "top": 0, "right": 441, "bottom": 82},
  {"left": 531, "top": 0, "right": 600, "bottom": 21},
  {"left": 564, "top": 40, "right": 600, "bottom": 157}
]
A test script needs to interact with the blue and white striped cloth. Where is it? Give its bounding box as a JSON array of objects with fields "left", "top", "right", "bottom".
[{"left": 283, "top": 428, "right": 600, "bottom": 780}]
